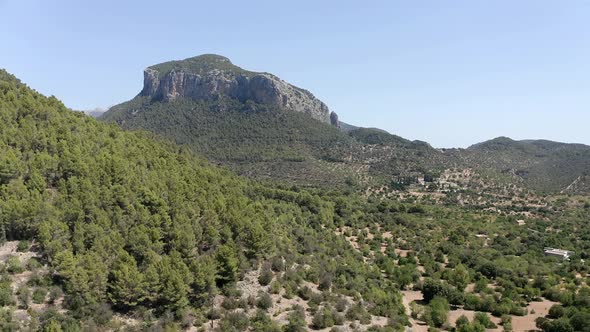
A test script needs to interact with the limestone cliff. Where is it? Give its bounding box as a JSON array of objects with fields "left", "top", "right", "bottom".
[{"left": 139, "top": 54, "right": 334, "bottom": 124}]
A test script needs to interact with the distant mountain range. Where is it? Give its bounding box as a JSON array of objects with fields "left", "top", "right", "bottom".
[{"left": 101, "top": 54, "right": 590, "bottom": 194}]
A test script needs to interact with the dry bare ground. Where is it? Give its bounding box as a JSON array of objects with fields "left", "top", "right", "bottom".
[
  {"left": 511, "top": 299, "right": 558, "bottom": 332},
  {"left": 401, "top": 290, "right": 428, "bottom": 332}
]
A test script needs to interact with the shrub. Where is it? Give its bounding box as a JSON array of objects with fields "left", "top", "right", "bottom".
[
  {"left": 333, "top": 312, "right": 345, "bottom": 326},
  {"left": 247, "top": 295, "right": 257, "bottom": 307},
  {"left": 0, "top": 307, "right": 19, "bottom": 331},
  {"left": 297, "top": 286, "right": 313, "bottom": 301},
  {"left": 312, "top": 306, "right": 336, "bottom": 329},
  {"left": 17, "top": 285, "right": 30, "bottom": 309},
  {"left": 270, "top": 256, "right": 285, "bottom": 272},
  {"left": 335, "top": 297, "right": 348, "bottom": 312},
  {"left": 269, "top": 280, "right": 281, "bottom": 294},
  {"left": 48, "top": 286, "right": 63, "bottom": 304},
  {"left": 32, "top": 288, "right": 47, "bottom": 304},
  {"left": 425, "top": 297, "right": 449, "bottom": 328},
  {"left": 464, "top": 294, "right": 481, "bottom": 311},
  {"left": 410, "top": 302, "right": 422, "bottom": 319},
  {"left": 207, "top": 308, "right": 222, "bottom": 320},
  {"left": 548, "top": 304, "right": 565, "bottom": 319},
  {"left": 0, "top": 282, "right": 14, "bottom": 306},
  {"left": 259, "top": 267, "right": 274, "bottom": 286},
  {"left": 257, "top": 292, "right": 273, "bottom": 310},
  {"left": 27, "top": 272, "right": 51, "bottom": 287},
  {"left": 221, "top": 297, "right": 246, "bottom": 310},
  {"left": 250, "top": 309, "right": 280, "bottom": 332},
  {"left": 284, "top": 306, "right": 306, "bottom": 332},
  {"left": 455, "top": 315, "right": 469, "bottom": 327},
  {"left": 16, "top": 240, "right": 30, "bottom": 252},
  {"left": 219, "top": 311, "right": 249, "bottom": 331},
  {"left": 474, "top": 312, "right": 496, "bottom": 329},
  {"left": 92, "top": 302, "right": 114, "bottom": 325},
  {"left": 346, "top": 303, "right": 371, "bottom": 324},
  {"left": 283, "top": 282, "right": 295, "bottom": 299},
  {"left": 6, "top": 256, "right": 23, "bottom": 274},
  {"left": 319, "top": 273, "right": 332, "bottom": 291},
  {"left": 26, "top": 258, "right": 42, "bottom": 271},
  {"left": 501, "top": 314, "right": 513, "bottom": 332}
]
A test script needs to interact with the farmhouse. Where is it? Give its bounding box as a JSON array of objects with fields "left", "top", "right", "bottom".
[{"left": 544, "top": 247, "right": 574, "bottom": 260}]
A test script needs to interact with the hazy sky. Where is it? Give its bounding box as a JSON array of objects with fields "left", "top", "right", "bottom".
[{"left": 1, "top": 0, "right": 589, "bottom": 147}]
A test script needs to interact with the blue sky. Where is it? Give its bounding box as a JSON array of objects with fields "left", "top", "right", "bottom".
[{"left": 1, "top": 0, "right": 589, "bottom": 147}]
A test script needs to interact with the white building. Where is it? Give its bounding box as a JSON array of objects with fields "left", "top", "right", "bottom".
[{"left": 544, "top": 247, "right": 574, "bottom": 260}]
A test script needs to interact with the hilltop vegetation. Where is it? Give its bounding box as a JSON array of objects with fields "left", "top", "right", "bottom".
[{"left": 149, "top": 54, "right": 257, "bottom": 77}]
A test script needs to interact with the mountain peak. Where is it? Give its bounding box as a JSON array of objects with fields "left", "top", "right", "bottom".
[{"left": 139, "top": 54, "right": 334, "bottom": 124}]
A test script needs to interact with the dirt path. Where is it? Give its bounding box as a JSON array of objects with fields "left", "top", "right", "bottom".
[{"left": 401, "top": 290, "right": 428, "bottom": 332}]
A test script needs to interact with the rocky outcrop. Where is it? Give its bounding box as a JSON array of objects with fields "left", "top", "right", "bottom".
[
  {"left": 330, "top": 111, "right": 340, "bottom": 128},
  {"left": 140, "top": 55, "right": 335, "bottom": 125}
]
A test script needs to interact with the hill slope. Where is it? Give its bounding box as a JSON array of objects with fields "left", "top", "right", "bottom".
[
  {"left": 458, "top": 137, "right": 590, "bottom": 193},
  {"left": 0, "top": 69, "right": 408, "bottom": 330}
]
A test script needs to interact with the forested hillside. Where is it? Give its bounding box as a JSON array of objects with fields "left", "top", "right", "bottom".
[
  {"left": 103, "top": 97, "right": 356, "bottom": 187},
  {"left": 0, "top": 70, "right": 408, "bottom": 330},
  {"left": 461, "top": 137, "right": 590, "bottom": 193}
]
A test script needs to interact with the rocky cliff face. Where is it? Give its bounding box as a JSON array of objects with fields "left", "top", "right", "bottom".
[{"left": 139, "top": 55, "right": 334, "bottom": 124}]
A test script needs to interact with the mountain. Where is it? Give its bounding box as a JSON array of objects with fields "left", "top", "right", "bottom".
[
  {"left": 102, "top": 54, "right": 590, "bottom": 195},
  {"left": 0, "top": 69, "right": 408, "bottom": 330},
  {"left": 139, "top": 54, "right": 337, "bottom": 125},
  {"left": 102, "top": 55, "right": 446, "bottom": 187}
]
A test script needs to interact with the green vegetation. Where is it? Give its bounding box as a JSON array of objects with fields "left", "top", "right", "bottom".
[
  {"left": 329, "top": 193, "right": 590, "bottom": 331},
  {"left": 349, "top": 127, "right": 412, "bottom": 146},
  {"left": 2, "top": 60, "right": 590, "bottom": 331},
  {"left": 103, "top": 96, "right": 358, "bottom": 186},
  {"left": 102, "top": 95, "right": 451, "bottom": 188},
  {"left": 0, "top": 69, "right": 408, "bottom": 330},
  {"left": 460, "top": 136, "right": 590, "bottom": 194},
  {"left": 424, "top": 296, "right": 449, "bottom": 327},
  {"left": 149, "top": 54, "right": 258, "bottom": 77},
  {"left": 103, "top": 75, "right": 590, "bottom": 195}
]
